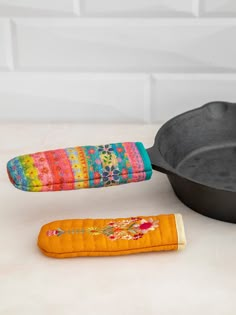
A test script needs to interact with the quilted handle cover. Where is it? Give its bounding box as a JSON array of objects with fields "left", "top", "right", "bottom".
[
  {"left": 38, "top": 214, "right": 186, "bottom": 258},
  {"left": 7, "top": 142, "right": 152, "bottom": 192}
]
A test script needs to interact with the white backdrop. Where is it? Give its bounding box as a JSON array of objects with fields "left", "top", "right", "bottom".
[
  {"left": 0, "top": 0, "right": 236, "bottom": 122},
  {"left": 1, "top": 3, "right": 236, "bottom": 315}
]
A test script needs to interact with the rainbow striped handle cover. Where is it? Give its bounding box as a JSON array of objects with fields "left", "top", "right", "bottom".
[{"left": 7, "top": 142, "right": 152, "bottom": 192}]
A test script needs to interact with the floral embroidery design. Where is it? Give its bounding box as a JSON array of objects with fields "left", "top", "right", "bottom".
[
  {"left": 47, "top": 217, "right": 159, "bottom": 241},
  {"left": 8, "top": 142, "right": 152, "bottom": 192},
  {"left": 102, "top": 165, "right": 120, "bottom": 185},
  {"left": 98, "top": 145, "right": 114, "bottom": 155}
]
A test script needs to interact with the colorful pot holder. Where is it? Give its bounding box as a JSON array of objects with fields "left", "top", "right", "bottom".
[
  {"left": 7, "top": 142, "right": 152, "bottom": 192},
  {"left": 38, "top": 214, "right": 186, "bottom": 258}
]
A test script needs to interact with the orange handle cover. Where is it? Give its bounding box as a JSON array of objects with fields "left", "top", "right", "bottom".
[{"left": 38, "top": 214, "right": 186, "bottom": 258}]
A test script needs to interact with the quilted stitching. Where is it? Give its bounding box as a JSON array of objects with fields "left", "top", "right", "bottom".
[
  {"left": 38, "top": 214, "right": 186, "bottom": 258},
  {"left": 7, "top": 142, "right": 152, "bottom": 192}
]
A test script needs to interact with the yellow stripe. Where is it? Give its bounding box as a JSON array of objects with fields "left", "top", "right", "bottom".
[{"left": 76, "top": 147, "right": 89, "bottom": 188}]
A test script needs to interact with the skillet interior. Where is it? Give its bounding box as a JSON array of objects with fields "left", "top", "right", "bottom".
[{"left": 156, "top": 102, "right": 236, "bottom": 192}]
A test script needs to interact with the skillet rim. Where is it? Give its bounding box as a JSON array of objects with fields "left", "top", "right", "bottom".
[{"left": 150, "top": 101, "right": 236, "bottom": 193}]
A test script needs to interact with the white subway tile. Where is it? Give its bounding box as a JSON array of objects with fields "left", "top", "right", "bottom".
[
  {"left": 0, "top": 0, "right": 75, "bottom": 16},
  {"left": 201, "top": 0, "right": 236, "bottom": 17},
  {"left": 82, "top": 0, "right": 194, "bottom": 17},
  {"left": 151, "top": 74, "right": 236, "bottom": 122},
  {"left": 0, "top": 19, "right": 10, "bottom": 70},
  {"left": 0, "top": 73, "right": 149, "bottom": 122},
  {"left": 13, "top": 19, "right": 236, "bottom": 72}
]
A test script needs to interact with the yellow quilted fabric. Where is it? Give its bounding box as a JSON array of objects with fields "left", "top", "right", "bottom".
[{"left": 38, "top": 214, "right": 186, "bottom": 258}]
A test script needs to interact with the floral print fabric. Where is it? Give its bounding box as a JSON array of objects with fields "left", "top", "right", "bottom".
[
  {"left": 7, "top": 142, "right": 152, "bottom": 192},
  {"left": 46, "top": 217, "right": 159, "bottom": 241}
]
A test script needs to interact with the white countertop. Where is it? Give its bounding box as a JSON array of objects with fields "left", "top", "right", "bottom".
[{"left": 0, "top": 123, "right": 235, "bottom": 315}]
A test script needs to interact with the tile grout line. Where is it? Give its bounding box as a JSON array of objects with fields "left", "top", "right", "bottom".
[
  {"left": 143, "top": 74, "right": 153, "bottom": 124},
  {"left": 149, "top": 73, "right": 165, "bottom": 125},
  {"left": 5, "top": 18, "right": 15, "bottom": 71},
  {"left": 79, "top": 0, "right": 86, "bottom": 16},
  {"left": 1, "top": 72, "right": 236, "bottom": 78},
  {"left": 192, "top": 0, "right": 201, "bottom": 17},
  {"left": 73, "top": 0, "right": 81, "bottom": 16}
]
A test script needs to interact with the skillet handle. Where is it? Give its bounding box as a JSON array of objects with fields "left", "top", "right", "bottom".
[{"left": 147, "top": 147, "right": 175, "bottom": 175}]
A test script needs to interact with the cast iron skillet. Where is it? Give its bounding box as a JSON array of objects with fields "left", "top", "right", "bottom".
[{"left": 147, "top": 101, "right": 236, "bottom": 223}]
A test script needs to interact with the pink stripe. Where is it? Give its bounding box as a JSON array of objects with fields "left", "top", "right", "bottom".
[
  {"left": 31, "top": 152, "right": 54, "bottom": 191},
  {"left": 123, "top": 142, "right": 145, "bottom": 182},
  {"left": 53, "top": 149, "right": 74, "bottom": 191}
]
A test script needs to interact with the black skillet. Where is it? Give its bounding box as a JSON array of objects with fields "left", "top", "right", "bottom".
[{"left": 147, "top": 101, "right": 236, "bottom": 224}]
